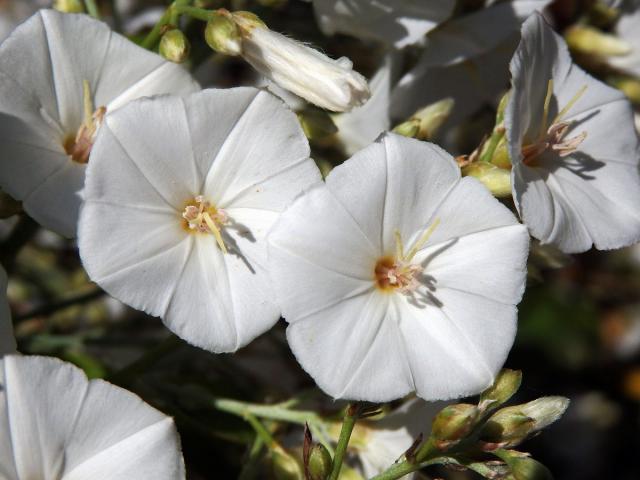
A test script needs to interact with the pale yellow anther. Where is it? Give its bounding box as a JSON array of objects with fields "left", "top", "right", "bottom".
[
  {"left": 405, "top": 218, "right": 441, "bottom": 263},
  {"left": 394, "top": 230, "right": 404, "bottom": 261}
]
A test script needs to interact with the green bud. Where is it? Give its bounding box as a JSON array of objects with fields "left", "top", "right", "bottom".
[
  {"left": 431, "top": 403, "right": 479, "bottom": 447},
  {"left": 462, "top": 162, "right": 512, "bottom": 198},
  {"left": 479, "top": 369, "right": 523, "bottom": 412},
  {"left": 489, "top": 141, "right": 511, "bottom": 169},
  {"left": 306, "top": 444, "right": 332, "bottom": 480},
  {"left": 231, "top": 11, "right": 268, "bottom": 32},
  {"left": 205, "top": 12, "right": 242, "bottom": 56},
  {"left": 392, "top": 118, "right": 421, "bottom": 138},
  {"left": 412, "top": 98, "right": 454, "bottom": 140},
  {"left": 53, "top": 0, "right": 84, "bottom": 13},
  {"left": 298, "top": 108, "right": 338, "bottom": 140},
  {"left": 483, "top": 397, "right": 569, "bottom": 448},
  {"left": 159, "top": 30, "right": 191, "bottom": 64},
  {"left": 494, "top": 450, "right": 553, "bottom": 480},
  {"left": 565, "top": 25, "right": 631, "bottom": 57},
  {"left": 496, "top": 91, "right": 511, "bottom": 126},
  {"left": 272, "top": 445, "right": 304, "bottom": 480},
  {"left": 608, "top": 75, "right": 640, "bottom": 104}
]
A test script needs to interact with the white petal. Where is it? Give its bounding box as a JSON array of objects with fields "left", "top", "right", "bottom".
[
  {"left": 199, "top": 88, "right": 319, "bottom": 209},
  {"left": 286, "top": 291, "right": 413, "bottom": 401},
  {"left": 313, "top": 0, "right": 454, "bottom": 48},
  {"left": 418, "top": 0, "right": 552, "bottom": 67},
  {"left": 0, "top": 355, "right": 184, "bottom": 480},
  {"left": 326, "top": 133, "right": 460, "bottom": 254},
  {"left": 0, "top": 266, "right": 16, "bottom": 356}
]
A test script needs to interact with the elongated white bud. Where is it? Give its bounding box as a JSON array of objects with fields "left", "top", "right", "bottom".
[{"left": 231, "top": 11, "right": 370, "bottom": 112}]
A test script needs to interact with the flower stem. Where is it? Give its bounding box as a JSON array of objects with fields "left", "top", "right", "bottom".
[
  {"left": 213, "top": 397, "right": 323, "bottom": 425},
  {"left": 141, "top": 1, "right": 210, "bottom": 50},
  {"left": 84, "top": 0, "right": 100, "bottom": 19},
  {"left": 328, "top": 403, "right": 361, "bottom": 480},
  {"left": 173, "top": 5, "right": 213, "bottom": 21}
]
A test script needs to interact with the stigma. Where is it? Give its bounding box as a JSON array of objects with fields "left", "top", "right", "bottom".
[
  {"left": 64, "top": 80, "right": 106, "bottom": 164},
  {"left": 182, "top": 195, "right": 229, "bottom": 253},
  {"left": 522, "top": 79, "right": 588, "bottom": 166}
]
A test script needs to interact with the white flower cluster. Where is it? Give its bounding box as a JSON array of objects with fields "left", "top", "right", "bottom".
[{"left": 0, "top": 1, "right": 638, "bottom": 477}]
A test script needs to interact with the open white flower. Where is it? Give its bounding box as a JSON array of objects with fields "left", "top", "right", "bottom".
[
  {"left": 0, "top": 266, "right": 16, "bottom": 355},
  {"left": 228, "top": 11, "right": 369, "bottom": 112},
  {"left": 0, "top": 9, "right": 199, "bottom": 237},
  {"left": 506, "top": 13, "right": 640, "bottom": 253},
  {"left": 268, "top": 133, "right": 529, "bottom": 402},
  {"left": 79, "top": 88, "right": 321, "bottom": 353},
  {"left": 0, "top": 354, "right": 184, "bottom": 479},
  {"left": 312, "top": 0, "right": 454, "bottom": 49}
]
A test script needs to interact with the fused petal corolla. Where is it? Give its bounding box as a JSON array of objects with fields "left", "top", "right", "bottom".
[
  {"left": 0, "top": 9, "right": 199, "bottom": 237},
  {"left": 268, "top": 133, "right": 529, "bottom": 402},
  {"left": 506, "top": 13, "right": 640, "bottom": 252},
  {"left": 79, "top": 88, "right": 322, "bottom": 353}
]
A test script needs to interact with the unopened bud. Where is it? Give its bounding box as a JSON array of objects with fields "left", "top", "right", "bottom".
[
  {"left": 392, "top": 118, "right": 420, "bottom": 138},
  {"left": 462, "top": 162, "right": 512, "bottom": 198},
  {"left": 298, "top": 108, "right": 338, "bottom": 140},
  {"left": 565, "top": 25, "right": 631, "bottom": 57},
  {"left": 53, "top": 0, "right": 84, "bottom": 13},
  {"left": 231, "top": 11, "right": 370, "bottom": 112},
  {"left": 589, "top": 1, "right": 621, "bottom": 28},
  {"left": 272, "top": 445, "right": 304, "bottom": 480},
  {"left": 479, "top": 369, "right": 522, "bottom": 412},
  {"left": 431, "top": 403, "right": 479, "bottom": 448},
  {"left": 306, "top": 444, "right": 332, "bottom": 480},
  {"left": 159, "top": 30, "right": 190, "bottom": 63},
  {"left": 494, "top": 450, "right": 553, "bottom": 480},
  {"left": 205, "top": 12, "right": 242, "bottom": 56},
  {"left": 482, "top": 397, "right": 569, "bottom": 448},
  {"left": 608, "top": 75, "right": 640, "bottom": 104},
  {"left": 412, "top": 98, "right": 454, "bottom": 140}
]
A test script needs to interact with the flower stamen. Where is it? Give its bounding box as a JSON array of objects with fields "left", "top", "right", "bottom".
[
  {"left": 523, "top": 79, "right": 588, "bottom": 166},
  {"left": 64, "top": 80, "right": 107, "bottom": 164},
  {"left": 182, "top": 195, "right": 229, "bottom": 253}
]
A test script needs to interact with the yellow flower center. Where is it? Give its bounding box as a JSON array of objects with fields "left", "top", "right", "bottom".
[
  {"left": 181, "top": 195, "right": 229, "bottom": 253},
  {"left": 374, "top": 219, "right": 440, "bottom": 293},
  {"left": 64, "top": 80, "right": 106, "bottom": 164},
  {"left": 522, "top": 79, "right": 588, "bottom": 166}
]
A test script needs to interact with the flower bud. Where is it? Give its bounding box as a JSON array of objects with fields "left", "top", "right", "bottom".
[
  {"left": 159, "top": 30, "right": 191, "bottom": 64},
  {"left": 431, "top": 403, "right": 479, "bottom": 448},
  {"left": 565, "top": 25, "right": 631, "bottom": 57},
  {"left": 53, "top": 0, "right": 84, "bottom": 13},
  {"left": 412, "top": 98, "right": 454, "bottom": 140},
  {"left": 494, "top": 450, "right": 553, "bottom": 480},
  {"left": 205, "top": 12, "right": 242, "bottom": 56},
  {"left": 608, "top": 75, "right": 640, "bottom": 104},
  {"left": 306, "top": 443, "right": 332, "bottom": 480},
  {"left": 479, "top": 369, "right": 522, "bottom": 412},
  {"left": 482, "top": 397, "right": 569, "bottom": 448},
  {"left": 272, "top": 445, "right": 304, "bottom": 480},
  {"left": 462, "top": 162, "right": 512, "bottom": 198},
  {"left": 231, "top": 11, "right": 370, "bottom": 112},
  {"left": 392, "top": 119, "right": 421, "bottom": 138}
]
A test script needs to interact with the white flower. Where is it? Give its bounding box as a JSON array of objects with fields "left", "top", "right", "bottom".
[
  {"left": 311, "top": 0, "right": 454, "bottom": 49},
  {"left": 79, "top": 88, "right": 322, "bottom": 353},
  {"left": 350, "top": 399, "right": 444, "bottom": 478},
  {"left": 0, "top": 354, "right": 185, "bottom": 479},
  {"left": 506, "top": 13, "right": 640, "bottom": 252},
  {"left": 232, "top": 12, "right": 370, "bottom": 112},
  {"left": 0, "top": 266, "right": 16, "bottom": 355},
  {"left": 0, "top": 10, "right": 199, "bottom": 238},
  {"left": 268, "top": 133, "right": 529, "bottom": 402},
  {"left": 333, "top": 53, "right": 397, "bottom": 156}
]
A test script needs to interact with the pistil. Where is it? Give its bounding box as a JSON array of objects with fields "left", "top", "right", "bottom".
[{"left": 64, "top": 80, "right": 106, "bottom": 164}]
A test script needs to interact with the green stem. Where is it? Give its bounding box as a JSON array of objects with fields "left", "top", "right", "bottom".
[
  {"left": 84, "top": 0, "right": 100, "bottom": 19},
  {"left": 245, "top": 413, "right": 276, "bottom": 447},
  {"left": 173, "top": 5, "right": 212, "bottom": 21},
  {"left": 141, "top": 7, "right": 174, "bottom": 50},
  {"left": 369, "top": 457, "right": 443, "bottom": 480},
  {"left": 213, "top": 398, "right": 324, "bottom": 426},
  {"left": 328, "top": 403, "right": 360, "bottom": 480},
  {"left": 141, "top": 2, "right": 210, "bottom": 50},
  {"left": 238, "top": 435, "right": 265, "bottom": 480}
]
